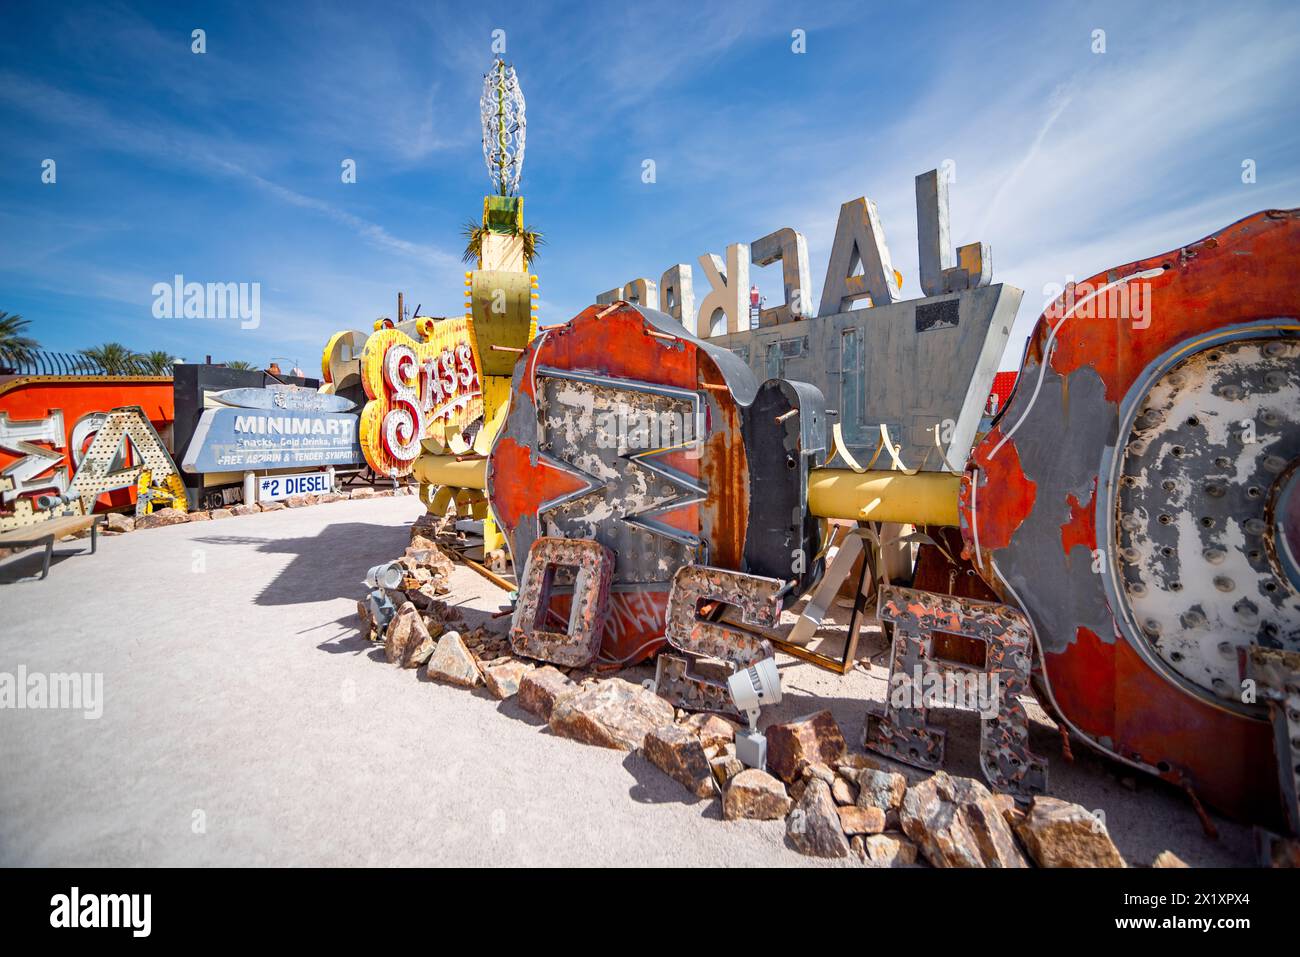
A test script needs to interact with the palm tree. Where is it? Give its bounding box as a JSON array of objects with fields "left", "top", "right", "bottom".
[
  {"left": 461, "top": 220, "right": 544, "bottom": 266},
  {"left": 0, "top": 312, "right": 39, "bottom": 366},
  {"left": 139, "top": 350, "right": 177, "bottom": 376},
  {"left": 80, "top": 342, "right": 143, "bottom": 375},
  {"left": 225, "top": 360, "right": 256, "bottom": 370}
]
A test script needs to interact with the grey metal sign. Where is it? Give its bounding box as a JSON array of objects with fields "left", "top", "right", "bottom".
[{"left": 181, "top": 407, "right": 363, "bottom": 473}]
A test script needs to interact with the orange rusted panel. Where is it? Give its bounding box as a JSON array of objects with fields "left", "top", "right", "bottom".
[{"left": 961, "top": 209, "right": 1300, "bottom": 826}]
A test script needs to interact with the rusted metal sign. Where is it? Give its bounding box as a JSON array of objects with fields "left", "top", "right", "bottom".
[
  {"left": 868, "top": 585, "right": 1047, "bottom": 797},
  {"left": 960, "top": 209, "right": 1300, "bottom": 825},
  {"left": 487, "top": 301, "right": 824, "bottom": 667}
]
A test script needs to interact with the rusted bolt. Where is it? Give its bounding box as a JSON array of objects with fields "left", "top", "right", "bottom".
[
  {"left": 1214, "top": 575, "right": 1235, "bottom": 592},
  {"left": 1203, "top": 548, "right": 1226, "bottom": 565},
  {"left": 1245, "top": 518, "right": 1266, "bottom": 535},
  {"left": 1206, "top": 483, "right": 1225, "bottom": 497}
]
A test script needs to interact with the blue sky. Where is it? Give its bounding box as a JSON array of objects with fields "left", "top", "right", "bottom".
[{"left": 1, "top": 0, "right": 1297, "bottom": 371}]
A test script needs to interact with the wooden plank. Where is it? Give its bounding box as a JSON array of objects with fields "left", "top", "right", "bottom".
[{"left": 0, "top": 515, "right": 96, "bottom": 545}]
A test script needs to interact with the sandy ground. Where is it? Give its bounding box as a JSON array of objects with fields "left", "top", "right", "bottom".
[{"left": 0, "top": 496, "right": 1254, "bottom": 866}]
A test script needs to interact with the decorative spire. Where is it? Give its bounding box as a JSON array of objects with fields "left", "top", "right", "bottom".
[{"left": 480, "top": 58, "right": 526, "bottom": 196}]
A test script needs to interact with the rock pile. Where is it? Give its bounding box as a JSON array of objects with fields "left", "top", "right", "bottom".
[
  {"left": 97, "top": 485, "right": 413, "bottom": 536},
  {"left": 356, "top": 524, "right": 1136, "bottom": 869}
]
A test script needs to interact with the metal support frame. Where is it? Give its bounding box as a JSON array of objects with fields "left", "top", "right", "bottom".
[
  {"left": 510, "top": 536, "right": 614, "bottom": 667},
  {"left": 866, "top": 585, "right": 1047, "bottom": 797},
  {"left": 773, "top": 524, "right": 874, "bottom": 674},
  {"left": 1244, "top": 646, "right": 1300, "bottom": 836}
]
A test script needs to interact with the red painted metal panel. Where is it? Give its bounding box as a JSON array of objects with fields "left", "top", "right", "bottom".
[
  {"left": 960, "top": 210, "right": 1300, "bottom": 825},
  {"left": 0, "top": 376, "right": 174, "bottom": 514}
]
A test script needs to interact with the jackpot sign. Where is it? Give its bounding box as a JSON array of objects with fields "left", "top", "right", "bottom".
[{"left": 359, "top": 318, "right": 484, "bottom": 476}]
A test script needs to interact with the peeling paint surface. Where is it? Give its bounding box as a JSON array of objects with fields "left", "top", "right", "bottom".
[
  {"left": 1115, "top": 338, "right": 1299, "bottom": 703},
  {"left": 960, "top": 209, "right": 1300, "bottom": 824}
]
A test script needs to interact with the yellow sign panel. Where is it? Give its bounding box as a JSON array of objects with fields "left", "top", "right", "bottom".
[{"left": 359, "top": 318, "right": 484, "bottom": 476}]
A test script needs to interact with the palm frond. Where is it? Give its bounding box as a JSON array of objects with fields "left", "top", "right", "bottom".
[
  {"left": 521, "top": 228, "right": 544, "bottom": 264},
  {"left": 461, "top": 221, "right": 487, "bottom": 265},
  {"left": 0, "top": 311, "right": 39, "bottom": 364}
]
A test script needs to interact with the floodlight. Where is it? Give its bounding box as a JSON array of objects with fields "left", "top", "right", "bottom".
[
  {"left": 364, "top": 561, "right": 404, "bottom": 591},
  {"left": 728, "top": 657, "right": 781, "bottom": 769}
]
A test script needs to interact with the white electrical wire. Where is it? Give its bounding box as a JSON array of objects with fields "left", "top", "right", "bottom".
[{"left": 988, "top": 267, "right": 1166, "bottom": 460}]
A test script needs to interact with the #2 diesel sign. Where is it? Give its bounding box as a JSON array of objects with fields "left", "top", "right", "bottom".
[
  {"left": 257, "top": 471, "right": 333, "bottom": 501},
  {"left": 181, "top": 408, "right": 363, "bottom": 473}
]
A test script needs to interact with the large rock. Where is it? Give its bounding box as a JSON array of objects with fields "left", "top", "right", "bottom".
[
  {"left": 765, "top": 710, "right": 848, "bottom": 783},
  {"left": 857, "top": 833, "right": 919, "bottom": 868},
  {"left": 644, "top": 724, "right": 714, "bottom": 797},
  {"left": 549, "top": 678, "right": 675, "bottom": 751},
  {"left": 209, "top": 508, "right": 233, "bottom": 520},
  {"left": 349, "top": 487, "right": 376, "bottom": 500},
  {"left": 356, "top": 599, "right": 376, "bottom": 641},
  {"left": 425, "top": 630, "right": 483, "bottom": 687},
  {"left": 710, "top": 753, "right": 745, "bottom": 789},
  {"left": 837, "top": 805, "right": 886, "bottom": 836},
  {"left": 722, "top": 769, "right": 791, "bottom": 821},
  {"left": 104, "top": 512, "right": 135, "bottom": 533},
  {"left": 384, "top": 602, "right": 430, "bottom": 666},
  {"left": 230, "top": 503, "right": 259, "bottom": 516},
  {"left": 852, "top": 768, "right": 907, "bottom": 814},
  {"left": 405, "top": 632, "right": 438, "bottom": 667},
  {"left": 786, "top": 778, "right": 851, "bottom": 858},
  {"left": 134, "top": 508, "right": 189, "bottom": 530},
  {"left": 258, "top": 500, "right": 286, "bottom": 512},
  {"left": 187, "top": 510, "right": 212, "bottom": 522},
  {"left": 900, "top": 771, "right": 1029, "bottom": 868},
  {"left": 406, "top": 544, "right": 454, "bottom": 581},
  {"left": 680, "top": 712, "right": 739, "bottom": 750},
  {"left": 1015, "top": 796, "right": 1126, "bottom": 868},
  {"left": 831, "top": 775, "right": 858, "bottom": 807},
  {"left": 1152, "top": 850, "right": 1189, "bottom": 868},
  {"left": 991, "top": 792, "right": 1027, "bottom": 829},
  {"left": 517, "top": 666, "right": 576, "bottom": 720},
  {"left": 483, "top": 659, "right": 533, "bottom": 700}
]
